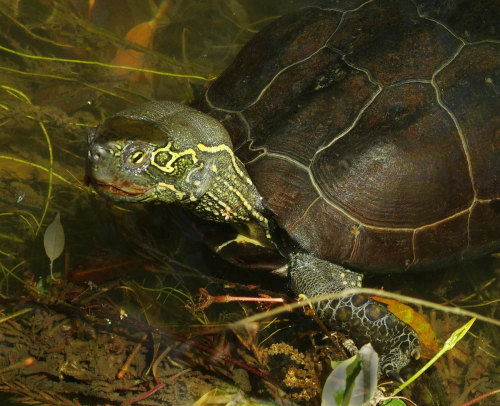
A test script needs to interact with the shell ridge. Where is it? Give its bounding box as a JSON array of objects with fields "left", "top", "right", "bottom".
[
  {"left": 430, "top": 42, "right": 477, "bottom": 198},
  {"left": 287, "top": 196, "right": 322, "bottom": 234}
]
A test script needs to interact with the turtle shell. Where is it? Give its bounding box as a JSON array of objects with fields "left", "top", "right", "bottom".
[{"left": 203, "top": 0, "right": 500, "bottom": 273}]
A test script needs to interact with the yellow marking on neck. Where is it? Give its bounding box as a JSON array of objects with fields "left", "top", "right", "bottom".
[
  {"left": 222, "top": 180, "right": 267, "bottom": 225},
  {"left": 206, "top": 191, "right": 232, "bottom": 216},
  {"left": 196, "top": 143, "right": 252, "bottom": 185},
  {"left": 157, "top": 182, "right": 186, "bottom": 200},
  {"left": 221, "top": 177, "right": 267, "bottom": 224},
  {"left": 152, "top": 142, "right": 198, "bottom": 174},
  {"left": 215, "top": 233, "right": 268, "bottom": 253}
]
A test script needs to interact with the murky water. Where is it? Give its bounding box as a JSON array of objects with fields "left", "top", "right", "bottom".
[
  {"left": 0, "top": 1, "right": 498, "bottom": 405},
  {"left": 0, "top": 0, "right": 304, "bottom": 289}
]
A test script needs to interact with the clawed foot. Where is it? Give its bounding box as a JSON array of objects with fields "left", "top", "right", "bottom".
[
  {"left": 377, "top": 318, "right": 421, "bottom": 382},
  {"left": 289, "top": 252, "right": 421, "bottom": 379},
  {"left": 316, "top": 293, "right": 421, "bottom": 380}
]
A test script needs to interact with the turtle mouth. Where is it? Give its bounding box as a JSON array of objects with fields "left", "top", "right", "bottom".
[{"left": 92, "top": 179, "right": 151, "bottom": 199}]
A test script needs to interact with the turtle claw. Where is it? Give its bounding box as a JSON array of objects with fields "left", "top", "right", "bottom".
[
  {"left": 386, "top": 369, "right": 405, "bottom": 384},
  {"left": 413, "top": 347, "right": 421, "bottom": 361}
]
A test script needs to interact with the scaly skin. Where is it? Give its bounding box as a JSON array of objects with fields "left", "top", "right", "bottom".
[{"left": 289, "top": 252, "right": 420, "bottom": 378}]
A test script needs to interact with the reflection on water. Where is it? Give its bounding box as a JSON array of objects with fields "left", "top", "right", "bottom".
[{"left": 0, "top": 0, "right": 498, "bottom": 404}]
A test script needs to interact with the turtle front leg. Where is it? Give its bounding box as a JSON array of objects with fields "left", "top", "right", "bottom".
[{"left": 289, "top": 252, "right": 420, "bottom": 380}]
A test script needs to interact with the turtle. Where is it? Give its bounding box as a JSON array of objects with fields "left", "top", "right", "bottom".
[{"left": 87, "top": 0, "right": 500, "bottom": 380}]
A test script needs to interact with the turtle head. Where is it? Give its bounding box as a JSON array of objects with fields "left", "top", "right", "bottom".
[{"left": 87, "top": 101, "right": 232, "bottom": 205}]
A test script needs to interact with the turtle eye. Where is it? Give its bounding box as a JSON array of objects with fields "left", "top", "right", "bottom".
[
  {"left": 130, "top": 150, "right": 145, "bottom": 164},
  {"left": 122, "top": 142, "right": 151, "bottom": 171}
]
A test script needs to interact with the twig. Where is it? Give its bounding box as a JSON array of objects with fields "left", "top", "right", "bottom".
[{"left": 117, "top": 334, "right": 148, "bottom": 379}]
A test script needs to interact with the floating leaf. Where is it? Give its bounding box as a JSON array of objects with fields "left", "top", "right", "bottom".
[
  {"left": 43, "top": 212, "right": 65, "bottom": 280},
  {"left": 322, "top": 343, "right": 379, "bottom": 406}
]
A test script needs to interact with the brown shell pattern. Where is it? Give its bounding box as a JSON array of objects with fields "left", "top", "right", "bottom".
[{"left": 203, "top": 0, "right": 500, "bottom": 273}]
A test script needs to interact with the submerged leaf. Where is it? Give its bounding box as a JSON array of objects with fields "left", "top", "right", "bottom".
[
  {"left": 112, "top": 0, "right": 171, "bottom": 82},
  {"left": 43, "top": 212, "right": 65, "bottom": 279},
  {"left": 358, "top": 344, "right": 378, "bottom": 399},
  {"left": 372, "top": 296, "right": 438, "bottom": 358},
  {"left": 322, "top": 343, "right": 379, "bottom": 406}
]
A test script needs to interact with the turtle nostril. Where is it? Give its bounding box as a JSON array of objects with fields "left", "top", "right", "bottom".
[{"left": 89, "top": 145, "right": 107, "bottom": 162}]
